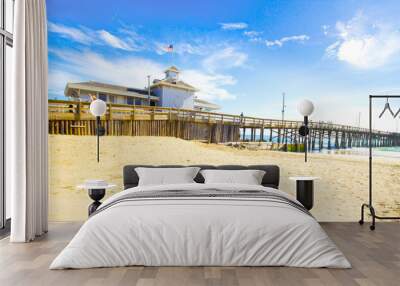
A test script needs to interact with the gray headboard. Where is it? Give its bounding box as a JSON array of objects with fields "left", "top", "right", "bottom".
[{"left": 123, "top": 165, "right": 280, "bottom": 189}]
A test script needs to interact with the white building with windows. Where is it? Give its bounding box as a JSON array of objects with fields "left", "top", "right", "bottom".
[{"left": 64, "top": 66, "right": 220, "bottom": 112}]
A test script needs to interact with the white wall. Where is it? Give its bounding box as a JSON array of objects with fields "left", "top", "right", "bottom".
[
  {"left": 152, "top": 87, "right": 163, "bottom": 106},
  {"left": 154, "top": 87, "right": 194, "bottom": 109}
]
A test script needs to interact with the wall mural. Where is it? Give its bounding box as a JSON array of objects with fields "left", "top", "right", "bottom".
[{"left": 47, "top": 0, "right": 400, "bottom": 222}]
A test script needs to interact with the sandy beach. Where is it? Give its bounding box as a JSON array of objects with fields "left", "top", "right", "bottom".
[{"left": 49, "top": 135, "right": 400, "bottom": 222}]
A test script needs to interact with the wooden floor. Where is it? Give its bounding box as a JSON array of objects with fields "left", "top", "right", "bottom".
[{"left": 0, "top": 222, "right": 399, "bottom": 286}]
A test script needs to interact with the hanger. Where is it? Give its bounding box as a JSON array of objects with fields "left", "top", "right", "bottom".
[
  {"left": 378, "top": 98, "right": 395, "bottom": 118},
  {"left": 394, "top": 106, "right": 400, "bottom": 118}
]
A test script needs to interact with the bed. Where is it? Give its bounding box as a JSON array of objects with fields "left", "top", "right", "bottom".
[{"left": 50, "top": 165, "right": 350, "bottom": 269}]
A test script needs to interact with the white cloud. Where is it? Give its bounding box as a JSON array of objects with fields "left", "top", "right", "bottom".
[
  {"left": 48, "top": 69, "right": 81, "bottom": 98},
  {"left": 220, "top": 22, "right": 248, "bottom": 30},
  {"left": 97, "top": 30, "right": 136, "bottom": 51},
  {"left": 48, "top": 22, "right": 141, "bottom": 51},
  {"left": 249, "top": 37, "right": 263, "bottom": 43},
  {"left": 243, "top": 31, "right": 264, "bottom": 43},
  {"left": 175, "top": 43, "right": 206, "bottom": 55},
  {"left": 181, "top": 70, "right": 236, "bottom": 101},
  {"left": 325, "top": 12, "right": 400, "bottom": 69},
  {"left": 50, "top": 49, "right": 164, "bottom": 88},
  {"left": 49, "top": 49, "right": 237, "bottom": 101},
  {"left": 48, "top": 22, "right": 95, "bottom": 45},
  {"left": 202, "top": 47, "right": 248, "bottom": 72},
  {"left": 244, "top": 30, "right": 262, "bottom": 37},
  {"left": 322, "top": 25, "right": 330, "bottom": 35},
  {"left": 325, "top": 41, "right": 340, "bottom": 58},
  {"left": 265, "top": 35, "right": 310, "bottom": 47},
  {"left": 118, "top": 26, "right": 145, "bottom": 51}
]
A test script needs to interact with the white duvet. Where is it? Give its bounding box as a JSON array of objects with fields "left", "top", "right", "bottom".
[{"left": 50, "top": 183, "right": 351, "bottom": 269}]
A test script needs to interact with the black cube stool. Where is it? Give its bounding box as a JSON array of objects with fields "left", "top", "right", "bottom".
[{"left": 289, "top": 177, "right": 319, "bottom": 210}]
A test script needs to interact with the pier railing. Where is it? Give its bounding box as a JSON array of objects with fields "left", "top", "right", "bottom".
[{"left": 48, "top": 99, "right": 393, "bottom": 136}]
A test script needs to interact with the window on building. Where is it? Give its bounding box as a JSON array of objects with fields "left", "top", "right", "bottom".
[
  {"left": 99, "top": 93, "right": 107, "bottom": 102},
  {"left": 109, "top": 95, "right": 115, "bottom": 103},
  {"left": 135, "top": 99, "right": 142, "bottom": 106},
  {"left": 127, "top": 97, "right": 134, "bottom": 105},
  {"left": 1, "top": 0, "right": 14, "bottom": 232}
]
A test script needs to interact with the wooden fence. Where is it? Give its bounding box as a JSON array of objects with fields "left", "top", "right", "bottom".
[{"left": 48, "top": 100, "right": 241, "bottom": 143}]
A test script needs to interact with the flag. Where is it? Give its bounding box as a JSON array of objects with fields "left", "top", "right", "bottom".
[{"left": 165, "top": 44, "right": 173, "bottom": 53}]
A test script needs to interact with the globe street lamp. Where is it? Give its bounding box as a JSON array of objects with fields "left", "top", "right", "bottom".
[
  {"left": 297, "top": 99, "right": 314, "bottom": 162},
  {"left": 89, "top": 99, "right": 107, "bottom": 162}
]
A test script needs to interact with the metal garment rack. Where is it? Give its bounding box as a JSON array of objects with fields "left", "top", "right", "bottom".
[{"left": 359, "top": 95, "right": 400, "bottom": 230}]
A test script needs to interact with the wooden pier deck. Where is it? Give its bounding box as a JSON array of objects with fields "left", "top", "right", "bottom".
[{"left": 48, "top": 100, "right": 400, "bottom": 150}]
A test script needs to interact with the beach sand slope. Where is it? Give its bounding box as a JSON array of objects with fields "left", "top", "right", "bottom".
[{"left": 49, "top": 135, "right": 400, "bottom": 222}]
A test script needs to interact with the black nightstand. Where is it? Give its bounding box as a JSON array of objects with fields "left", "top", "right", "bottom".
[
  {"left": 289, "top": 177, "right": 319, "bottom": 210},
  {"left": 78, "top": 182, "right": 116, "bottom": 216},
  {"left": 87, "top": 189, "right": 106, "bottom": 215}
]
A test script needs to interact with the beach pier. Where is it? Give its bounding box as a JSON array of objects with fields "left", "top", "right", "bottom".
[{"left": 48, "top": 100, "right": 400, "bottom": 151}]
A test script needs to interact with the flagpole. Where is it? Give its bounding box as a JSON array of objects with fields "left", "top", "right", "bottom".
[
  {"left": 171, "top": 45, "right": 173, "bottom": 65},
  {"left": 165, "top": 44, "right": 174, "bottom": 65}
]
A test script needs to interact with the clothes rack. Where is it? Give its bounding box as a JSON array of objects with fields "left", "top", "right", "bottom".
[{"left": 359, "top": 95, "right": 400, "bottom": 230}]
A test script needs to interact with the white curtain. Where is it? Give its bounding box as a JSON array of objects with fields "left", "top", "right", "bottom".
[{"left": 8, "top": 0, "right": 48, "bottom": 242}]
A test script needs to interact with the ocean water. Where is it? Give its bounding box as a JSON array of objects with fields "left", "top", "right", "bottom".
[
  {"left": 241, "top": 134, "right": 400, "bottom": 159},
  {"left": 319, "top": 147, "right": 400, "bottom": 159}
]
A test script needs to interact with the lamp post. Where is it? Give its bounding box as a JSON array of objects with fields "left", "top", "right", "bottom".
[
  {"left": 89, "top": 99, "right": 107, "bottom": 162},
  {"left": 297, "top": 99, "right": 314, "bottom": 162}
]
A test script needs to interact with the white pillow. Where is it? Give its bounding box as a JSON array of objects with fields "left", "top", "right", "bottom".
[
  {"left": 200, "top": 169, "right": 266, "bottom": 185},
  {"left": 135, "top": 167, "right": 201, "bottom": 186}
]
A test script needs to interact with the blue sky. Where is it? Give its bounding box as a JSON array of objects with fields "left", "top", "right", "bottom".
[{"left": 47, "top": 0, "right": 400, "bottom": 131}]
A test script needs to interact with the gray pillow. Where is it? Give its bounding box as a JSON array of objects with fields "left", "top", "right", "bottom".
[
  {"left": 135, "top": 167, "right": 201, "bottom": 186},
  {"left": 200, "top": 169, "right": 266, "bottom": 185}
]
